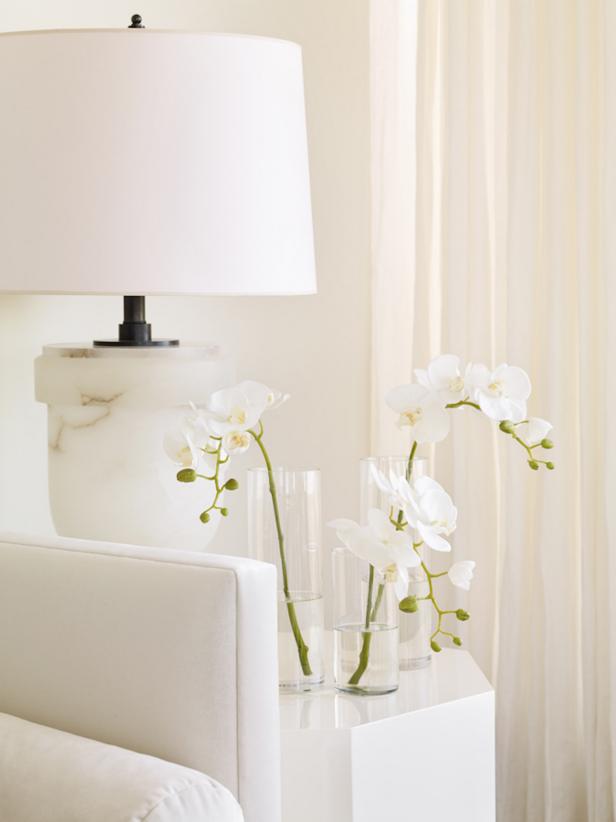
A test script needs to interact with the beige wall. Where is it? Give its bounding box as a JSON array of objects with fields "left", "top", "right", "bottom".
[{"left": 0, "top": 1, "right": 371, "bottom": 567}]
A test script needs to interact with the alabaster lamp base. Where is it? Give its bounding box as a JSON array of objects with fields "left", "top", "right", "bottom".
[{"left": 35, "top": 343, "right": 235, "bottom": 551}]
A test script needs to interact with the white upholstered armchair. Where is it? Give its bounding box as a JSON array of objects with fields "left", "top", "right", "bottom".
[{"left": 0, "top": 533, "right": 281, "bottom": 822}]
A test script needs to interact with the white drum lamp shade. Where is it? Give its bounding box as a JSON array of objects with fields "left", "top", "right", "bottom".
[{"left": 0, "top": 29, "right": 316, "bottom": 296}]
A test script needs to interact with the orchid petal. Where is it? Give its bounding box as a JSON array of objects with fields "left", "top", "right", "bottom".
[
  {"left": 367, "top": 508, "right": 392, "bottom": 541},
  {"left": 414, "top": 368, "right": 431, "bottom": 388},
  {"left": 465, "top": 363, "right": 491, "bottom": 394},
  {"left": 386, "top": 383, "right": 429, "bottom": 413},
  {"left": 412, "top": 405, "right": 450, "bottom": 444},
  {"left": 499, "top": 366, "right": 531, "bottom": 400},
  {"left": 427, "top": 354, "right": 460, "bottom": 389},
  {"left": 478, "top": 393, "right": 514, "bottom": 422},
  {"left": 350, "top": 531, "right": 391, "bottom": 570},
  {"left": 448, "top": 560, "right": 476, "bottom": 590},
  {"left": 222, "top": 430, "right": 251, "bottom": 455},
  {"left": 523, "top": 417, "right": 553, "bottom": 446},
  {"left": 507, "top": 399, "right": 527, "bottom": 423},
  {"left": 371, "top": 464, "right": 394, "bottom": 495},
  {"left": 417, "top": 521, "right": 452, "bottom": 552},
  {"left": 394, "top": 566, "right": 410, "bottom": 601}
]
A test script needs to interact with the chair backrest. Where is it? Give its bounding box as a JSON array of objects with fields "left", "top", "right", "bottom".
[{"left": 0, "top": 532, "right": 280, "bottom": 822}]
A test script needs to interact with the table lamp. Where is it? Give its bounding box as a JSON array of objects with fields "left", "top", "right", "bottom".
[{"left": 0, "top": 16, "right": 316, "bottom": 549}]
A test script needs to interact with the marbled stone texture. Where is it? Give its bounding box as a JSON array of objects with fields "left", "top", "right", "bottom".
[{"left": 35, "top": 343, "right": 235, "bottom": 550}]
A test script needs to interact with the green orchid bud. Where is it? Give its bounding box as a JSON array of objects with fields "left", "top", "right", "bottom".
[
  {"left": 499, "top": 420, "right": 515, "bottom": 434},
  {"left": 399, "top": 595, "right": 418, "bottom": 614},
  {"left": 220, "top": 507, "right": 229, "bottom": 517},
  {"left": 199, "top": 511, "right": 211, "bottom": 524},
  {"left": 456, "top": 608, "right": 470, "bottom": 621},
  {"left": 546, "top": 461, "right": 555, "bottom": 470},
  {"left": 453, "top": 636, "right": 462, "bottom": 647},
  {"left": 177, "top": 468, "right": 197, "bottom": 483},
  {"left": 431, "top": 640, "right": 442, "bottom": 653},
  {"left": 541, "top": 438, "right": 554, "bottom": 449},
  {"left": 224, "top": 478, "right": 239, "bottom": 491},
  {"left": 528, "top": 460, "right": 539, "bottom": 471}
]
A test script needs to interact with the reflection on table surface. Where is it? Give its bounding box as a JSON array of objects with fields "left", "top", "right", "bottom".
[{"left": 279, "top": 648, "right": 493, "bottom": 731}]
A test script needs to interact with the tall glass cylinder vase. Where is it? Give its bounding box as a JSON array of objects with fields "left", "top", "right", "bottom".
[
  {"left": 248, "top": 467, "right": 324, "bottom": 692},
  {"left": 332, "top": 547, "right": 399, "bottom": 695},
  {"left": 401, "top": 564, "right": 433, "bottom": 669},
  {"left": 360, "top": 456, "right": 433, "bottom": 670}
]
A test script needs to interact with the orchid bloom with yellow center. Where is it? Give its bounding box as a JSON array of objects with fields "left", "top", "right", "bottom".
[
  {"left": 465, "top": 362, "right": 531, "bottom": 422},
  {"left": 385, "top": 384, "right": 450, "bottom": 443},
  {"left": 414, "top": 354, "right": 467, "bottom": 403}
]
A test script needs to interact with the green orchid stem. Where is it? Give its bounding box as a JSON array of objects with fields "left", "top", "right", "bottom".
[
  {"left": 198, "top": 436, "right": 228, "bottom": 519},
  {"left": 445, "top": 399, "right": 481, "bottom": 411},
  {"left": 249, "top": 429, "right": 313, "bottom": 677},
  {"left": 447, "top": 398, "right": 555, "bottom": 469},
  {"left": 349, "top": 565, "right": 375, "bottom": 686},
  {"left": 370, "top": 581, "right": 385, "bottom": 621},
  {"left": 406, "top": 441, "right": 417, "bottom": 480},
  {"left": 410, "top": 545, "right": 465, "bottom": 648}
]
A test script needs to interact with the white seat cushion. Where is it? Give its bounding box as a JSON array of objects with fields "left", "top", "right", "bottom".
[{"left": 0, "top": 713, "right": 244, "bottom": 822}]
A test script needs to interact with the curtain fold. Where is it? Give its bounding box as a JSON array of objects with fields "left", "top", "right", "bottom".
[
  {"left": 370, "top": 1, "right": 615, "bottom": 819},
  {"left": 370, "top": 0, "right": 418, "bottom": 454}
]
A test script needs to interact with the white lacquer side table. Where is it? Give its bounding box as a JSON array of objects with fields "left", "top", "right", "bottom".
[{"left": 279, "top": 648, "right": 495, "bottom": 822}]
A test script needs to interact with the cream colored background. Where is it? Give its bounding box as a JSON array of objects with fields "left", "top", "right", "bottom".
[{"left": 0, "top": 0, "right": 371, "bottom": 559}]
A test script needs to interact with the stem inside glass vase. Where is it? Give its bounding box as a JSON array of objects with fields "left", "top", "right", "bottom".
[
  {"left": 348, "top": 564, "right": 376, "bottom": 685},
  {"left": 250, "top": 429, "right": 313, "bottom": 676}
]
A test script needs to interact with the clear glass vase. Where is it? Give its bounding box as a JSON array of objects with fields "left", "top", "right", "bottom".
[
  {"left": 360, "top": 456, "right": 433, "bottom": 670},
  {"left": 248, "top": 467, "right": 324, "bottom": 692},
  {"left": 332, "top": 546, "right": 399, "bottom": 695},
  {"left": 400, "top": 565, "right": 432, "bottom": 669}
]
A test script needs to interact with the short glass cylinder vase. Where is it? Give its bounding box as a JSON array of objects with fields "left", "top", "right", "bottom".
[
  {"left": 332, "top": 546, "right": 399, "bottom": 695},
  {"left": 360, "top": 456, "right": 432, "bottom": 670},
  {"left": 248, "top": 467, "right": 324, "bottom": 692}
]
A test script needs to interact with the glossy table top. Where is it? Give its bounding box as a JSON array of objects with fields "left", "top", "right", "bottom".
[{"left": 279, "top": 648, "right": 493, "bottom": 731}]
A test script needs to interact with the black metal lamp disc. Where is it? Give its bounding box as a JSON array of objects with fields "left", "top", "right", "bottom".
[{"left": 93, "top": 296, "right": 179, "bottom": 347}]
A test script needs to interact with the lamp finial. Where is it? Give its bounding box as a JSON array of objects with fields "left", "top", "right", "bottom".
[{"left": 129, "top": 14, "right": 144, "bottom": 28}]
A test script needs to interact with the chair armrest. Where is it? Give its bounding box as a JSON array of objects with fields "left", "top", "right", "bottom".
[{"left": 0, "top": 532, "right": 280, "bottom": 822}]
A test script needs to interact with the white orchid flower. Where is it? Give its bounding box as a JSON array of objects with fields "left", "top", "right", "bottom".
[
  {"left": 385, "top": 384, "right": 450, "bottom": 444},
  {"left": 164, "top": 405, "right": 219, "bottom": 471},
  {"left": 415, "top": 354, "right": 466, "bottom": 403},
  {"left": 164, "top": 428, "right": 200, "bottom": 468},
  {"left": 370, "top": 464, "right": 408, "bottom": 509},
  {"left": 399, "top": 475, "right": 457, "bottom": 552},
  {"left": 205, "top": 382, "right": 267, "bottom": 435},
  {"left": 448, "top": 560, "right": 476, "bottom": 591},
  {"left": 369, "top": 470, "right": 457, "bottom": 553},
  {"left": 329, "top": 509, "right": 420, "bottom": 601},
  {"left": 517, "top": 417, "right": 552, "bottom": 446},
  {"left": 237, "top": 380, "right": 290, "bottom": 412},
  {"left": 465, "top": 363, "right": 531, "bottom": 423},
  {"left": 329, "top": 518, "right": 362, "bottom": 539},
  {"left": 265, "top": 386, "right": 291, "bottom": 410},
  {"left": 205, "top": 380, "right": 287, "bottom": 437},
  {"left": 222, "top": 430, "right": 252, "bottom": 455}
]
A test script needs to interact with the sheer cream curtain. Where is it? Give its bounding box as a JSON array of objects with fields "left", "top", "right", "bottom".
[{"left": 371, "top": 1, "right": 615, "bottom": 820}]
